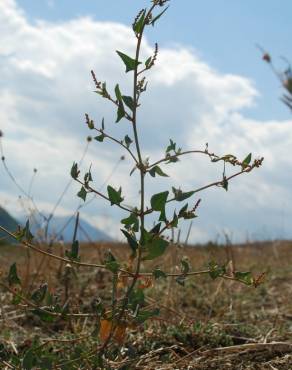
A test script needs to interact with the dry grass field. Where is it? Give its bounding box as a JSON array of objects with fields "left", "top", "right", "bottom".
[{"left": 0, "top": 240, "right": 292, "bottom": 369}]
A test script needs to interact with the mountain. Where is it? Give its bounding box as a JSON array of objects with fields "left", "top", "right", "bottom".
[
  {"left": 47, "top": 215, "right": 112, "bottom": 242},
  {"left": 20, "top": 214, "right": 112, "bottom": 243},
  {"left": 0, "top": 206, "right": 19, "bottom": 242}
]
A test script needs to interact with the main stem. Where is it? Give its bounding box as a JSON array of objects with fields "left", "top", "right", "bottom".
[
  {"left": 130, "top": 3, "right": 157, "bottom": 280},
  {"left": 99, "top": 5, "right": 157, "bottom": 357}
]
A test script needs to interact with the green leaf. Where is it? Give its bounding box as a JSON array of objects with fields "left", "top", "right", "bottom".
[
  {"left": 133, "top": 9, "right": 146, "bottom": 34},
  {"left": 70, "top": 162, "right": 79, "bottom": 179},
  {"left": 116, "top": 50, "right": 141, "bottom": 73},
  {"left": 87, "top": 118, "right": 94, "bottom": 130},
  {"left": 14, "top": 220, "right": 34, "bottom": 243},
  {"left": 149, "top": 166, "right": 169, "bottom": 177},
  {"left": 121, "top": 229, "right": 138, "bottom": 256},
  {"left": 12, "top": 293, "right": 22, "bottom": 304},
  {"left": 94, "top": 133, "right": 105, "bottom": 142},
  {"left": 124, "top": 135, "right": 133, "bottom": 148},
  {"left": 129, "top": 288, "right": 145, "bottom": 310},
  {"left": 180, "top": 257, "right": 190, "bottom": 274},
  {"left": 33, "top": 309, "right": 55, "bottom": 323},
  {"left": 135, "top": 308, "right": 160, "bottom": 324},
  {"left": 172, "top": 187, "right": 195, "bottom": 202},
  {"left": 176, "top": 275, "right": 186, "bottom": 286},
  {"left": 151, "top": 191, "right": 169, "bottom": 222},
  {"left": 103, "top": 251, "right": 120, "bottom": 273},
  {"left": 121, "top": 212, "right": 139, "bottom": 232},
  {"left": 114, "top": 84, "right": 123, "bottom": 101},
  {"left": 116, "top": 101, "right": 125, "bottom": 123},
  {"left": 84, "top": 169, "right": 93, "bottom": 183},
  {"left": 222, "top": 176, "right": 228, "bottom": 191},
  {"left": 140, "top": 227, "right": 152, "bottom": 246},
  {"left": 166, "top": 139, "right": 176, "bottom": 153},
  {"left": 143, "top": 236, "right": 169, "bottom": 260},
  {"left": 66, "top": 240, "right": 79, "bottom": 260},
  {"left": 23, "top": 348, "right": 37, "bottom": 370},
  {"left": 107, "top": 185, "right": 124, "bottom": 205},
  {"left": 31, "top": 283, "right": 48, "bottom": 304},
  {"left": 178, "top": 203, "right": 188, "bottom": 218},
  {"left": 145, "top": 56, "right": 152, "bottom": 68},
  {"left": 150, "top": 223, "right": 161, "bottom": 234},
  {"left": 150, "top": 191, "right": 169, "bottom": 211},
  {"left": 77, "top": 186, "right": 87, "bottom": 202},
  {"left": 153, "top": 267, "right": 167, "bottom": 280},
  {"left": 8, "top": 263, "right": 21, "bottom": 286},
  {"left": 234, "top": 271, "right": 253, "bottom": 285},
  {"left": 150, "top": 6, "right": 169, "bottom": 27},
  {"left": 242, "top": 153, "right": 252, "bottom": 169},
  {"left": 122, "top": 95, "right": 135, "bottom": 111},
  {"left": 170, "top": 212, "right": 178, "bottom": 228},
  {"left": 208, "top": 261, "right": 226, "bottom": 280},
  {"left": 105, "top": 261, "right": 120, "bottom": 273}
]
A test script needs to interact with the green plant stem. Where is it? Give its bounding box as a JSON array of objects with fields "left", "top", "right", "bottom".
[{"left": 97, "top": 3, "right": 158, "bottom": 358}]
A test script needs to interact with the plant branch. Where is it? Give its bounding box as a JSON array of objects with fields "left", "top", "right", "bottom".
[
  {"left": 148, "top": 149, "right": 219, "bottom": 168},
  {"left": 75, "top": 179, "right": 135, "bottom": 214},
  {"left": 144, "top": 165, "right": 263, "bottom": 216},
  {"left": 94, "top": 128, "right": 138, "bottom": 165}
]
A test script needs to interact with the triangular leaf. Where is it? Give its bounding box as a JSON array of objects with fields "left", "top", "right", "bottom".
[
  {"left": 107, "top": 185, "right": 124, "bottom": 205},
  {"left": 124, "top": 134, "right": 133, "bottom": 148},
  {"left": 242, "top": 153, "right": 252, "bottom": 169},
  {"left": 121, "top": 229, "right": 138, "bottom": 256},
  {"left": 153, "top": 267, "right": 167, "bottom": 280},
  {"left": 234, "top": 271, "right": 253, "bottom": 285},
  {"left": 150, "top": 191, "right": 169, "bottom": 211},
  {"left": 121, "top": 212, "right": 139, "bottom": 231},
  {"left": 149, "top": 166, "right": 169, "bottom": 177},
  {"left": 122, "top": 95, "right": 135, "bottom": 111},
  {"left": 95, "top": 133, "right": 105, "bottom": 142},
  {"left": 77, "top": 186, "right": 87, "bottom": 202},
  {"left": 8, "top": 263, "right": 21, "bottom": 286},
  {"left": 116, "top": 50, "right": 141, "bottom": 73},
  {"left": 143, "top": 236, "right": 169, "bottom": 260}
]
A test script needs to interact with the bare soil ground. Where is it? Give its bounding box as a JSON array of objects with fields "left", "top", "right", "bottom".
[{"left": 0, "top": 240, "right": 291, "bottom": 369}]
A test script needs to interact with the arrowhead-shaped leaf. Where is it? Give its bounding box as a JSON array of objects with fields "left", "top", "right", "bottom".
[
  {"left": 107, "top": 185, "right": 124, "bottom": 205},
  {"left": 149, "top": 166, "right": 169, "bottom": 177},
  {"left": 143, "top": 236, "right": 169, "bottom": 260},
  {"left": 77, "top": 186, "right": 87, "bottom": 202},
  {"left": 150, "top": 191, "right": 169, "bottom": 211},
  {"left": 116, "top": 50, "right": 141, "bottom": 73}
]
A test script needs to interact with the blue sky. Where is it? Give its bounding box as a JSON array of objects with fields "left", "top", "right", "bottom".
[
  {"left": 18, "top": 0, "right": 292, "bottom": 121},
  {"left": 1, "top": 0, "right": 292, "bottom": 243}
]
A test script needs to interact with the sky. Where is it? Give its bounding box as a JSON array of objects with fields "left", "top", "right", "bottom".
[{"left": 1, "top": 0, "right": 292, "bottom": 243}]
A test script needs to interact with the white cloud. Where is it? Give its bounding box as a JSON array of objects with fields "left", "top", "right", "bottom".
[{"left": 1, "top": 0, "right": 292, "bottom": 243}]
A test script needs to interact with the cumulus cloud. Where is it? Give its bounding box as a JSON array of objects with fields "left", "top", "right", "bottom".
[{"left": 1, "top": 0, "right": 292, "bottom": 243}]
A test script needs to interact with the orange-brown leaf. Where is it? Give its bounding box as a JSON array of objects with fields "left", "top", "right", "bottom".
[
  {"left": 100, "top": 319, "right": 112, "bottom": 342},
  {"left": 113, "top": 324, "right": 126, "bottom": 344}
]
